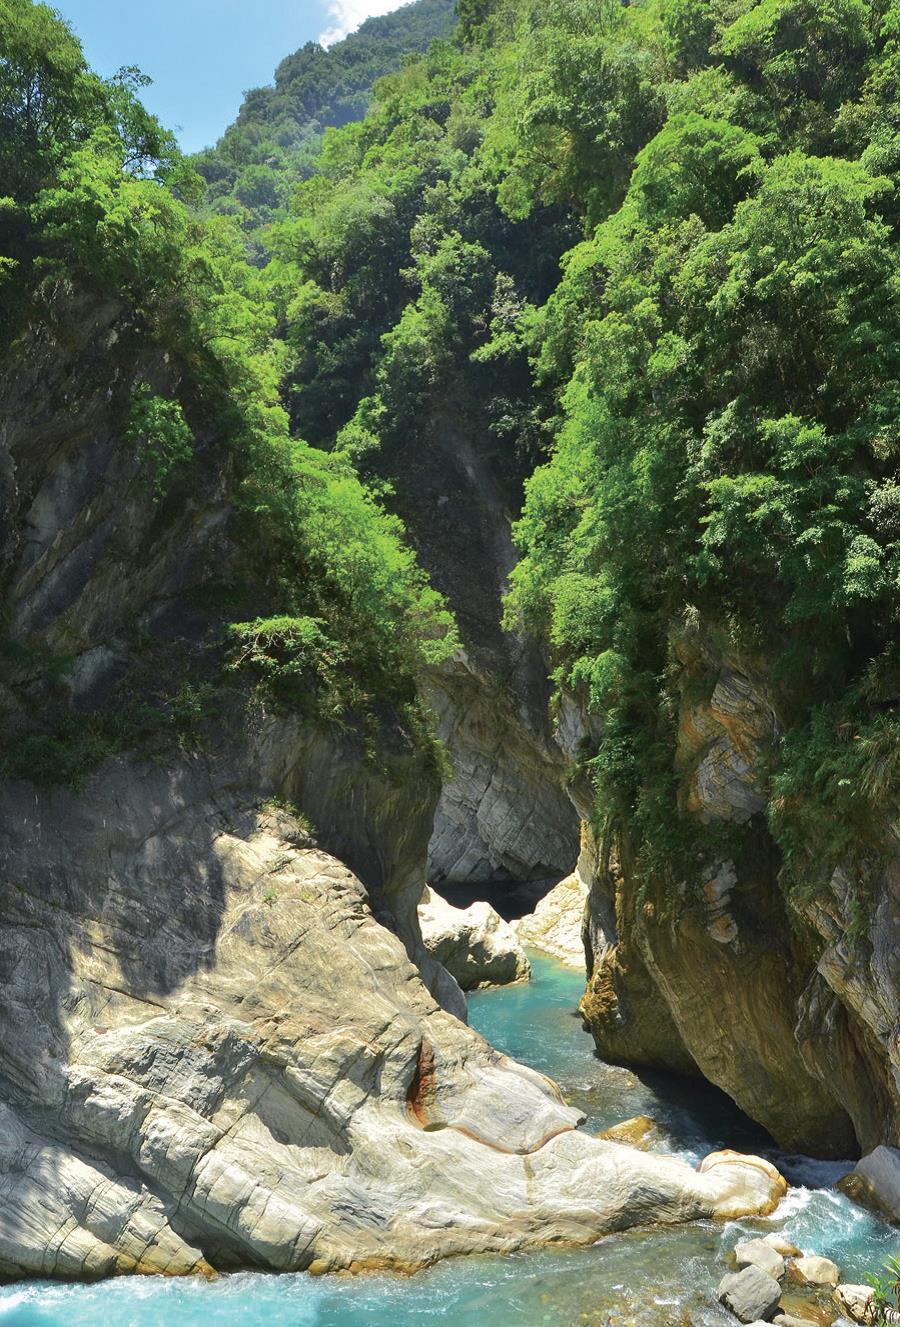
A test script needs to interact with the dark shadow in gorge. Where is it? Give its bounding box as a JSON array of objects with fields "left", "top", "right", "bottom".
[
  {"left": 595, "top": 1055, "right": 776, "bottom": 1160},
  {"left": 439, "top": 875, "right": 571, "bottom": 922}
]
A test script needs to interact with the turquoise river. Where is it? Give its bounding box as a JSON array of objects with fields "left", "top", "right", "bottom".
[{"left": 1, "top": 952, "right": 894, "bottom": 1326}]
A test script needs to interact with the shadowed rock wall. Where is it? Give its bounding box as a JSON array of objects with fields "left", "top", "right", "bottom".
[
  {"left": 374, "top": 405, "right": 579, "bottom": 888},
  {"left": 578, "top": 626, "right": 900, "bottom": 1157}
]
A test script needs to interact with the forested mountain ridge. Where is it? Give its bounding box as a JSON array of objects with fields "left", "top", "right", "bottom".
[{"left": 192, "top": 0, "right": 456, "bottom": 234}]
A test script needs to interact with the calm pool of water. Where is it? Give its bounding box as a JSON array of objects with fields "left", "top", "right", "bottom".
[{"left": 0, "top": 952, "right": 893, "bottom": 1326}]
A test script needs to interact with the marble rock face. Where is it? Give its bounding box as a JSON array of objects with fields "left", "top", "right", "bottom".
[
  {"left": 579, "top": 624, "right": 900, "bottom": 1157},
  {"left": 516, "top": 871, "right": 589, "bottom": 969},
  {"left": 418, "top": 885, "right": 531, "bottom": 989},
  {"left": 0, "top": 762, "right": 789, "bottom": 1281}
]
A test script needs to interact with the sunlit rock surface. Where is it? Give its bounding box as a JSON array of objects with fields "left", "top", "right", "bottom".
[
  {"left": 515, "top": 871, "right": 589, "bottom": 969},
  {"left": 578, "top": 622, "right": 900, "bottom": 1157},
  {"left": 0, "top": 771, "right": 787, "bottom": 1278},
  {"left": 418, "top": 885, "right": 530, "bottom": 989}
]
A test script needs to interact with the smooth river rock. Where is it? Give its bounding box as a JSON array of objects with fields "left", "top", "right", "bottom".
[
  {"left": 838, "top": 1145, "right": 900, "bottom": 1221},
  {"left": 790, "top": 1254, "right": 841, "bottom": 1287},
  {"left": 515, "top": 870, "right": 589, "bottom": 968},
  {"left": 735, "top": 1237, "right": 785, "bottom": 1280},
  {"left": 418, "top": 885, "right": 530, "bottom": 988},
  {"left": 718, "top": 1264, "right": 783, "bottom": 1322}
]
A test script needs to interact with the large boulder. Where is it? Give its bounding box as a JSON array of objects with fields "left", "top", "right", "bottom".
[
  {"left": 0, "top": 764, "right": 789, "bottom": 1279},
  {"left": 418, "top": 885, "right": 531, "bottom": 989},
  {"left": 698, "top": 1150, "right": 788, "bottom": 1219},
  {"left": 718, "top": 1265, "right": 783, "bottom": 1323},
  {"left": 838, "top": 1145, "right": 900, "bottom": 1221},
  {"left": 515, "top": 870, "right": 589, "bottom": 968}
]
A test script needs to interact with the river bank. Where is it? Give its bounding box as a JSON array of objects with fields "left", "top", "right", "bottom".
[{"left": 1, "top": 953, "right": 892, "bottom": 1327}]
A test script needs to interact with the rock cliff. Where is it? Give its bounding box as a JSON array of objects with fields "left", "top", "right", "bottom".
[
  {"left": 0, "top": 293, "right": 787, "bottom": 1279},
  {"left": 579, "top": 625, "right": 900, "bottom": 1157},
  {"left": 374, "top": 405, "right": 579, "bottom": 888}
]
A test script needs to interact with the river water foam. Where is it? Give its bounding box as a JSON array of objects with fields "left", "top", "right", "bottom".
[{"left": 0, "top": 951, "right": 893, "bottom": 1325}]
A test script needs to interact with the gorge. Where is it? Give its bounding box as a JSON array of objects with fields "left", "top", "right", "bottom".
[{"left": 1, "top": 0, "right": 899, "bottom": 1321}]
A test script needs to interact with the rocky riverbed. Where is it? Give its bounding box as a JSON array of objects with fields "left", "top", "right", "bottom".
[{"left": 2, "top": 953, "right": 895, "bottom": 1326}]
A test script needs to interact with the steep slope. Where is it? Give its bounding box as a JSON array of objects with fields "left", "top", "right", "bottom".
[{"left": 193, "top": 0, "right": 456, "bottom": 232}]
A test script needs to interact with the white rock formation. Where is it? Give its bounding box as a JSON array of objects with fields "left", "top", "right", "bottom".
[
  {"left": 0, "top": 766, "right": 789, "bottom": 1280},
  {"left": 792, "top": 1254, "right": 840, "bottom": 1287},
  {"left": 418, "top": 885, "right": 531, "bottom": 988},
  {"left": 515, "top": 871, "right": 589, "bottom": 968}
]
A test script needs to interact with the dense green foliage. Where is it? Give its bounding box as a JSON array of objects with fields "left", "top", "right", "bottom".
[
  {"left": 193, "top": 0, "right": 455, "bottom": 237},
  {"left": 125, "top": 385, "right": 195, "bottom": 500},
  {"left": 2, "top": 0, "right": 898, "bottom": 881},
  {"left": 493, "top": 0, "right": 900, "bottom": 890},
  {"left": 247, "top": 0, "right": 898, "bottom": 895},
  {"left": 0, "top": 0, "right": 458, "bottom": 782}
]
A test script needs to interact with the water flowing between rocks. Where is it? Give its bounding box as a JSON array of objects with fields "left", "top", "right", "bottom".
[{"left": 0, "top": 952, "right": 893, "bottom": 1327}]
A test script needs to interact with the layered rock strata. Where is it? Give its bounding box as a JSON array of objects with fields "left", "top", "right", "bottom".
[
  {"left": 0, "top": 764, "right": 788, "bottom": 1278},
  {"left": 372, "top": 405, "right": 580, "bottom": 887}
]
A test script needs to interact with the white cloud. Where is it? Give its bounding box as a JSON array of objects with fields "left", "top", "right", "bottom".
[{"left": 319, "top": 1, "right": 408, "bottom": 48}]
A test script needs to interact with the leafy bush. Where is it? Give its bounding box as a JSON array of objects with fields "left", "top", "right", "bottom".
[{"left": 124, "top": 385, "right": 195, "bottom": 500}]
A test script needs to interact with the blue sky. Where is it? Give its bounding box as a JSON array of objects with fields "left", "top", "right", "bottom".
[{"left": 54, "top": 1, "right": 409, "bottom": 153}]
